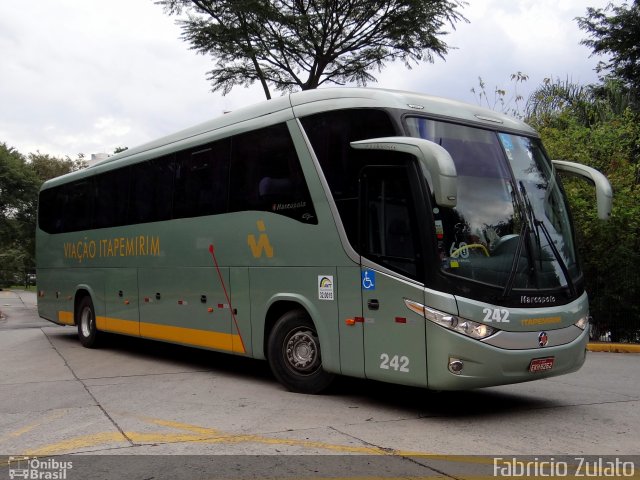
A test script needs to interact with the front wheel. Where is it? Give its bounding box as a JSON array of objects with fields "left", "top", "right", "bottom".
[
  {"left": 267, "top": 310, "right": 334, "bottom": 394},
  {"left": 77, "top": 296, "right": 100, "bottom": 348}
]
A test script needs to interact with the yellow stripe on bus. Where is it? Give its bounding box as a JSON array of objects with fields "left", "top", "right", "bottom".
[
  {"left": 140, "top": 322, "right": 245, "bottom": 354},
  {"left": 58, "top": 311, "right": 245, "bottom": 354},
  {"left": 96, "top": 316, "right": 140, "bottom": 336},
  {"left": 57, "top": 311, "right": 75, "bottom": 325}
]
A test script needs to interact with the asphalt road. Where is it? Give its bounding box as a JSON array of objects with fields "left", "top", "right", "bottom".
[{"left": 1, "top": 289, "right": 639, "bottom": 479}]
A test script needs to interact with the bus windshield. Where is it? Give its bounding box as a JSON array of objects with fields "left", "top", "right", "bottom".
[{"left": 405, "top": 117, "right": 579, "bottom": 296}]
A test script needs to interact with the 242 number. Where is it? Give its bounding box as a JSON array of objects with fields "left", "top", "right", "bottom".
[
  {"left": 482, "top": 307, "right": 510, "bottom": 323},
  {"left": 379, "top": 353, "right": 410, "bottom": 373}
]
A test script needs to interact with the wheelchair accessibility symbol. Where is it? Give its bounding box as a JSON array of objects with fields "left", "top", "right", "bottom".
[{"left": 361, "top": 270, "right": 376, "bottom": 290}]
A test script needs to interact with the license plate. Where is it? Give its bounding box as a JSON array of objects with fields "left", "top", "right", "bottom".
[{"left": 529, "top": 357, "right": 555, "bottom": 373}]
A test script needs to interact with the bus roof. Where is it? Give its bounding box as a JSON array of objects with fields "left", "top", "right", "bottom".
[{"left": 41, "top": 87, "right": 536, "bottom": 189}]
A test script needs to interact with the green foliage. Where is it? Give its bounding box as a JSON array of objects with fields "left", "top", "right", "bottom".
[
  {"left": 157, "top": 0, "right": 468, "bottom": 99},
  {"left": 0, "top": 143, "right": 41, "bottom": 286},
  {"left": 527, "top": 77, "right": 635, "bottom": 127},
  {"left": 533, "top": 110, "right": 640, "bottom": 341},
  {"left": 28, "top": 152, "right": 86, "bottom": 182},
  {"left": 577, "top": 1, "right": 640, "bottom": 105},
  {"left": 0, "top": 144, "right": 86, "bottom": 286}
]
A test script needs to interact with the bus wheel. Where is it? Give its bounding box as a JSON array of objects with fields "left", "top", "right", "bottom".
[
  {"left": 267, "top": 310, "right": 334, "bottom": 394},
  {"left": 77, "top": 296, "right": 100, "bottom": 348}
]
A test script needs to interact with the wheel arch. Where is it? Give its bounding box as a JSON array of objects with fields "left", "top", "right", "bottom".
[
  {"left": 261, "top": 294, "right": 339, "bottom": 374},
  {"left": 263, "top": 299, "right": 306, "bottom": 359},
  {"left": 73, "top": 284, "right": 98, "bottom": 325}
]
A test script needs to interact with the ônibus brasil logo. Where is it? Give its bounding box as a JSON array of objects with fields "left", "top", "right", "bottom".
[{"left": 8, "top": 457, "right": 73, "bottom": 479}]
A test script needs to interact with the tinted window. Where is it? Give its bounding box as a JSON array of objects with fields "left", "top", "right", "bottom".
[
  {"left": 361, "top": 166, "right": 421, "bottom": 279},
  {"left": 94, "top": 168, "right": 130, "bottom": 229},
  {"left": 38, "top": 188, "right": 59, "bottom": 233},
  {"left": 38, "top": 124, "right": 318, "bottom": 233},
  {"left": 229, "top": 123, "right": 316, "bottom": 224},
  {"left": 300, "top": 109, "right": 397, "bottom": 246},
  {"left": 128, "top": 155, "right": 175, "bottom": 224},
  {"left": 174, "top": 139, "right": 230, "bottom": 218},
  {"left": 49, "top": 180, "right": 93, "bottom": 233}
]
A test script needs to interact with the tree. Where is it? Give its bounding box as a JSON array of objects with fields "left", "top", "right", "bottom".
[
  {"left": 524, "top": 72, "right": 640, "bottom": 342},
  {"left": 534, "top": 109, "right": 640, "bottom": 342},
  {"left": 526, "top": 77, "right": 636, "bottom": 127},
  {"left": 0, "top": 144, "right": 40, "bottom": 287},
  {"left": 157, "top": 0, "right": 467, "bottom": 99},
  {"left": 0, "top": 145, "right": 87, "bottom": 287},
  {"left": 577, "top": 1, "right": 640, "bottom": 104},
  {"left": 28, "top": 152, "right": 86, "bottom": 183}
]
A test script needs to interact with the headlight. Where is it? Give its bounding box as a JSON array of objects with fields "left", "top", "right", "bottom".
[
  {"left": 574, "top": 314, "right": 590, "bottom": 330},
  {"left": 404, "top": 299, "right": 498, "bottom": 340}
]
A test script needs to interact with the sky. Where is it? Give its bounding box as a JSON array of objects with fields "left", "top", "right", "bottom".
[{"left": 0, "top": 0, "right": 612, "bottom": 159}]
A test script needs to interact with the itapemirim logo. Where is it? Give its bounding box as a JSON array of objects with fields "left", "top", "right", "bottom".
[{"left": 247, "top": 220, "right": 274, "bottom": 259}]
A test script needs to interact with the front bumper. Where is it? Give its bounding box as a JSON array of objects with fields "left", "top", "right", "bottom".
[{"left": 426, "top": 322, "right": 589, "bottom": 390}]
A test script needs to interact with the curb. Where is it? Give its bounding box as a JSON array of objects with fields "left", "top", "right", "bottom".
[{"left": 587, "top": 343, "right": 640, "bottom": 353}]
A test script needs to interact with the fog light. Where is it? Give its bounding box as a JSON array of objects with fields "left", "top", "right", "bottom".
[{"left": 448, "top": 358, "right": 464, "bottom": 375}]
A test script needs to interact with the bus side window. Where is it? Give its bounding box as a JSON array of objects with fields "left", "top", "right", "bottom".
[
  {"left": 38, "top": 187, "right": 59, "bottom": 233},
  {"left": 128, "top": 155, "right": 175, "bottom": 224},
  {"left": 173, "top": 139, "right": 230, "bottom": 219},
  {"left": 61, "top": 180, "right": 93, "bottom": 232},
  {"left": 94, "top": 168, "right": 130, "bottom": 229},
  {"left": 229, "top": 123, "right": 317, "bottom": 224},
  {"left": 300, "top": 109, "right": 397, "bottom": 246}
]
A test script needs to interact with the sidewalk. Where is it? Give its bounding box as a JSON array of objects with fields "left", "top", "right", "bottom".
[{"left": 587, "top": 342, "right": 640, "bottom": 353}]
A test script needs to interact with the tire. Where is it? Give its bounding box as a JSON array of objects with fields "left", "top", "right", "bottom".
[
  {"left": 267, "top": 310, "right": 334, "bottom": 394},
  {"left": 77, "top": 296, "right": 100, "bottom": 348}
]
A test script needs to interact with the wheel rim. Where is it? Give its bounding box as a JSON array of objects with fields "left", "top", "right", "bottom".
[
  {"left": 80, "top": 306, "right": 93, "bottom": 338},
  {"left": 284, "top": 327, "right": 320, "bottom": 375}
]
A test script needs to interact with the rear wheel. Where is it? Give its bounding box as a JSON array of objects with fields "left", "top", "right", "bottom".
[
  {"left": 267, "top": 310, "right": 334, "bottom": 394},
  {"left": 77, "top": 296, "right": 100, "bottom": 348}
]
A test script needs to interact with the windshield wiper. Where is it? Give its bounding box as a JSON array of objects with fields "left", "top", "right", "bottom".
[
  {"left": 501, "top": 220, "right": 528, "bottom": 298},
  {"left": 532, "top": 214, "right": 576, "bottom": 298},
  {"left": 501, "top": 183, "right": 537, "bottom": 299},
  {"left": 518, "top": 181, "right": 576, "bottom": 298}
]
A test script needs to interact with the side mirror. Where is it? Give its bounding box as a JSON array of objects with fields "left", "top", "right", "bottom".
[
  {"left": 350, "top": 137, "right": 457, "bottom": 208},
  {"left": 552, "top": 160, "right": 613, "bottom": 220}
]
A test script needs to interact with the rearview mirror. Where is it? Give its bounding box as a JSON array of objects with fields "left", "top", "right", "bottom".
[
  {"left": 553, "top": 160, "right": 613, "bottom": 220},
  {"left": 350, "top": 137, "right": 457, "bottom": 208}
]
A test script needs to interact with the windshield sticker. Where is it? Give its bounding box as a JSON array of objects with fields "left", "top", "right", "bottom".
[
  {"left": 435, "top": 219, "right": 444, "bottom": 239},
  {"left": 499, "top": 133, "right": 514, "bottom": 161},
  {"left": 318, "top": 275, "right": 334, "bottom": 301}
]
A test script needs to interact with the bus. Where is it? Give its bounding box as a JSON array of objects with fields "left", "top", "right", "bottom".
[{"left": 36, "top": 88, "right": 612, "bottom": 394}]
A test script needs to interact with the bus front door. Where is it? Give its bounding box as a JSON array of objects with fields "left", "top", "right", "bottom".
[{"left": 359, "top": 165, "right": 428, "bottom": 387}]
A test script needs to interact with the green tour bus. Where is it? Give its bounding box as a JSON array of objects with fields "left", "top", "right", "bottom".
[{"left": 36, "top": 87, "right": 612, "bottom": 393}]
